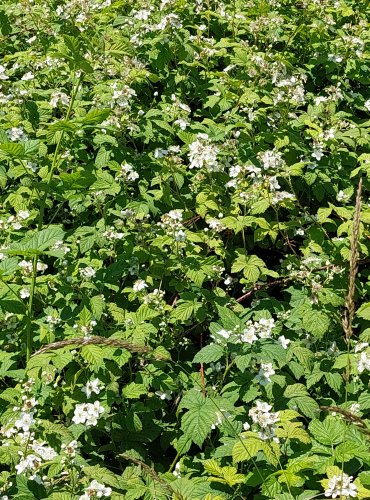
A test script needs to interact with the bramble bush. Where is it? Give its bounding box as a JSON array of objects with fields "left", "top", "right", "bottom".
[{"left": 1, "top": 0, "right": 370, "bottom": 498}]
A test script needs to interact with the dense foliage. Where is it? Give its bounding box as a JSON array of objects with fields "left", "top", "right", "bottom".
[{"left": 1, "top": 0, "right": 370, "bottom": 498}]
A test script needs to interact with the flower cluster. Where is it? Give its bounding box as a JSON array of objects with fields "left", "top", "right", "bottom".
[
  {"left": 79, "top": 480, "right": 112, "bottom": 499},
  {"left": 158, "top": 209, "right": 187, "bottom": 242},
  {"left": 116, "top": 162, "right": 139, "bottom": 182},
  {"left": 324, "top": 473, "right": 358, "bottom": 499},
  {"left": 241, "top": 318, "right": 276, "bottom": 344},
  {"left": 246, "top": 401, "right": 280, "bottom": 442},
  {"left": 257, "top": 149, "right": 285, "bottom": 171},
  {"left": 188, "top": 134, "right": 221, "bottom": 172},
  {"left": 72, "top": 401, "right": 105, "bottom": 427},
  {"left": 18, "top": 260, "right": 48, "bottom": 276}
]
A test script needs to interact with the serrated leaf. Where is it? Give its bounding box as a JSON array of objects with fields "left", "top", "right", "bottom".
[
  {"left": 122, "top": 382, "right": 146, "bottom": 399},
  {"left": 284, "top": 384, "right": 308, "bottom": 399},
  {"left": 357, "top": 302, "right": 370, "bottom": 320},
  {"left": 309, "top": 417, "right": 346, "bottom": 446},
  {"left": 80, "top": 345, "right": 104, "bottom": 366},
  {"left": 7, "top": 227, "right": 65, "bottom": 256},
  {"left": 232, "top": 437, "right": 262, "bottom": 463},
  {"left": 80, "top": 109, "right": 111, "bottom": 125},
  {"left": 181, "top": 398, "right": 217, "bottom": 447},
  {"left": 0, "top": 257, "right": 19, "bottom": 276},
  {"left": 193, "top": 344, "right": 224, "bottom": 363},
  {"left": 302, "top": 309, "right": 330, "bottom": 338}
]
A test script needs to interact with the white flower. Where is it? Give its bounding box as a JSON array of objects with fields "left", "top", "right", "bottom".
[
  {"left": 188, "top": 134, "right": 220, "bottom": 172},
  {"left": 79, "top": 266, "right": 96, "bottom": 279},
  {"left": 21, "top": 72, "right": 34, "bottom": 81},
  {"left": 103, "top": 229, "right": 124, "bottom": 240},
  {"left": 354, "top": 342, "right": 369, "bottom": 353},
  {"left": 211, "top": 409, "right": 231, "bottom": 429},
  {"left": 18, "top": 210, "right": 30, "bottom": 220},
  {"left": 62, "top": 440, "right": 78, "bottom": 457},
  {"left": 118, "top": 162, "right": 139, "bottom": 182},
  {"left": 30, "top": 441, "right": 58, "bottom": 460},
  {"left": 269, "top": 176, "right": 280, "bottom": 191},
  {"left": 37, "top": 261, "right": 48, "bottom": 273},
  {"left": 168, "top": 209, "right": 183, "bottom": 221},
  {"left": 155, "top": 390, "right": 172, "bottom": 400},
  {"left": 350, "top": 403, "right": 360, "bottom": 414},
  {"left": 20, "top": 287, "right": 30, "bottom": 299},
  {"left": 173, "top": 462, "right": 181, "bottom": 478},
  {"left": 111, "top": 86, "right": 136, "bottom": 108},
  {"left": 22, "top": 397, "right": 38, "bottom": 411},
  {"left": 278, "top": 335, "right": 290, "bottom": 349},
  {"left": 27, "top": 161, "right": 39, "bottom": 172},
  {"left": 79, "top": 480, "right": 112, "bottom": 499},
  {"left": 50, "top": 91, "right": 70, "bottom": 108},
  {"left": 0, "top": 64, "right": 9, "bottom": 80},
  {"left": 134, "top": 9, "right": 152, "bottom": 20},
  {"left": 328, "top": 54, "right": 343, "bottom": 63},
  {"left": 207, "top": 218, "right": 225, "bottom": 232},
  {"left": 241, "top": 318, "right": 275, "bottom": 344},
  {"left": 18, "top": 259, "right": 36, "bottom": 275},
  {"left": 271, "top": 191, "right": 295, "bottom": 205},
  {"left": 218, "top": 329, "right": 232, "bottom": 340},
  {"left": 337, "top": 190, "right": 350, "bottom": 202},
  {"left": 241, "top": 327, "right": 258, "bottom": 344},
  {"left": 365, "top": 99, "right": 370, "bottom": 112},
  {"left": 311, "top": 145, "right": 324, "bottom": 161},
  {"left": 15, "top": 454, "right": 41, "bottom": 474},
  {"left": 82, "top": 378, "right": 103, "bottom": 398},
  {"left": 72, "top": 401, "right": 104, "bottom": 427},
  {"left": 258, "top": 149, "right": 284, "bottom": 170},
  {"left": 157, "top": 13, "right": 182, "bottom": 30},
  {"left": 249, "top": 401, "right": 279, "bottom": 428},
  {"left": 174, "top": 118, "right": 189, "bottom": 130},
  {"left": 357, "top": 351, "right": 370, "bottom": 373},
  {"left": 324, "top": 473, "right": 357, "bottom": 498},
  {"left": 14, "top": 412, "right": 35, "bottom": 432},
  {"left": 229, "top": 165, "right": 242, "bottom": 178},
  {"left": 174, "top": 230, "right": 187, "bottom": 242},
  {"left": 315, "top": 96, "right": 328, "bottom": 105},
  {"left": 154, "top": 148, "right": 168, "bottom": 158},
  {"left": 133, "top": 279, "right": 148, "bottom": 292},
  {"left": 7, "top": 127, "right": 27, "bottom": 141},
  {"left": 255, "top": 363, "right": 275, "bottom": 385}
]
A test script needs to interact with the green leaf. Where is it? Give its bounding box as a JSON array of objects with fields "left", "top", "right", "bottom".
[
  {"left": 302, "top": 309, "right": 330, "bottom": 338},
  {"left": 80, "top": 109, "right": 111, "bottom": 125},
  {"left": 7, "top": 227, "right": 65, "bottom": 256},
  {"left": 309, "top": 417, "right": 346, "bottom": 446},
  {"left": 0, "top": 143, "right": 25, "bottom": 159},
  {"left": 122, "top": 382, "right": 147, "bottom": 399},
  {"left": 80, "top": 345, "right": 104, "bottom": 367},
  {"left": 170, "top": 299, "right": 202, "bottom": 322},
  {"left": 83, "top": 465, "right": 127, "bottom": 490},
  {"left": 284, "top": 384, "right": 308, "bottom": 399},
  {"left": 0, "top": 257, "right": 19, "bottom": 276},
  {"left": 357, "top": 302, "right": 370, "bottom": 320},
  {"left": 0, "top": 10, "right": 12, "bottom": 35},
  {"left": 231, "top": 251, "right": 266, "bottom": 283},
  {"left": 232, "top": 437, "right": 262, "bottom": 463},
  {"left": 193, "top": 344, "right": 224, "bottom": 363},
  {"left": 181, "top": 398, "right": 217, "bottom": 447},
  {"left": 290, "top": 396, "right": 319, "bottom": 419}
]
